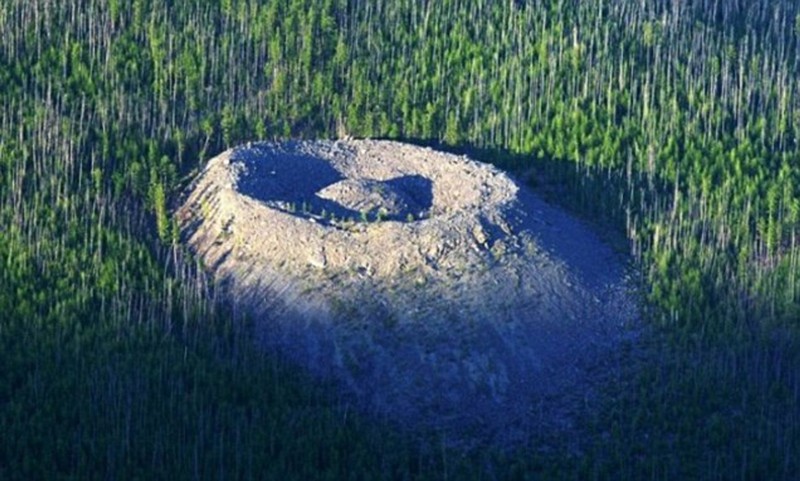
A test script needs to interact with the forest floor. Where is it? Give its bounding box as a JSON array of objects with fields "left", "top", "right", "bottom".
[{"left": 177, "top": 140, "right": 643, "bottom": 451}]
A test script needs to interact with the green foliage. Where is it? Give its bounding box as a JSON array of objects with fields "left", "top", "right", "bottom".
[
  {"left": 2, "top": 0, "right": 800, "bottom": 479},
  {"left": 152, "top": 180, "right": 169, "bottom": 243}
]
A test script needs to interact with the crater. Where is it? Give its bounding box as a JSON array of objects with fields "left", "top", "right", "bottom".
[{"left": 178, "top": 139, "right": 641, "bottom": 450}]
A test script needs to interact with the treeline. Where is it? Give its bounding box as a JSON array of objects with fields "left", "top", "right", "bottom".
[{"left": 1, "top": 0, "right": 799, "bottom": 478}]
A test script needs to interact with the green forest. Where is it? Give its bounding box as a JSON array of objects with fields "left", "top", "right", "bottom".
[{"left": 1, "top": 0, "right": 799, "bottom": 478}]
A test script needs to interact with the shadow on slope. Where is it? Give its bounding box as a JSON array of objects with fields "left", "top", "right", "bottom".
[{"left": 233, "top": 143, "right": 433, "bottom": 223}]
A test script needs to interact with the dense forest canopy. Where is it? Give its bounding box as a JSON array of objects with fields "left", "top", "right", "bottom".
[{"left": 1, "top": 0, "right": 799, "bottom": 479}]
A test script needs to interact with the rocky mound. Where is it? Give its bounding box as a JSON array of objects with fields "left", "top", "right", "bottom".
[
  {"left": 317, "top": 178, "right": 424, "bottom": 221},
  {"left": 178, "top": 139, "right": 640, "bottom": 449}
]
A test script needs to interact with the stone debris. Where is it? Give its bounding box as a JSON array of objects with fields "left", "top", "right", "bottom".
[{"left": 177, "top": 139, "right": 641, "bottom": 450}]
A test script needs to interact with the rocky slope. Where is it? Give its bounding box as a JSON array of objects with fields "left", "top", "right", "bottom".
[{"left": 177, "top": 139, "right": 640, "bottom": 449}]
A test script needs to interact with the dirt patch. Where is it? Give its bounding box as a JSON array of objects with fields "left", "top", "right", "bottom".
[{"left": 178, "top": 139, "right": 641, "bottom": 450}]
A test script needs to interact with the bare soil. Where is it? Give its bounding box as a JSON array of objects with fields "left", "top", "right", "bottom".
[{"left": 178, "top": 139, "right": 641, "bottom": 450}]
